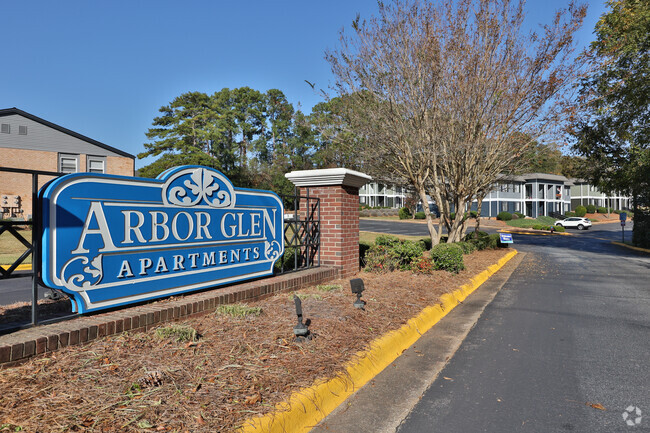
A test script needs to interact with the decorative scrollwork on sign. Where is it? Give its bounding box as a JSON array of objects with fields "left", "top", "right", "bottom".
[
  {"left": 60, "top": 254, "right": 103, "bottom": 292},
  {"left": 163, "top": 168, "right": 235, "bottom": 208},
  {"left": 264, "top": 240, "right": 282, "bottom": 261}
]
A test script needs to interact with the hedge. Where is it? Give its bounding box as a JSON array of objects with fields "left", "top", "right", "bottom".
[
  {"left": 399, "top": 207, "right": 412, "bottom": 220},
  {"left": 430, "top": 243, "right": 465, "bottom": 273},
  {"left": 497, "top": 211, "right": 512, "bottom": 221}
]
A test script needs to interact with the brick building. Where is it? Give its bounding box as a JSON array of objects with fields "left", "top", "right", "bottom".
[{"left": 0, "top": 108, "right": 135, "bottom": 219}]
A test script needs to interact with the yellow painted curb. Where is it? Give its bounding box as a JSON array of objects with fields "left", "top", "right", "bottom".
[
  {"left": 0, "top": 264, "right": 32, "bottom": 271},
  {"left": 498, "top": 229, "right": 571, "bottom": 236},
  {"left": 611, "top": 241, "right": 650, "bottom": 254},
  {"left": 240, "top": 249, "right": 519, "bottom": 433}
]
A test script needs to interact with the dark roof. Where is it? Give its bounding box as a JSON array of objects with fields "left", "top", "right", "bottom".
[
  {"left": 0, "top": 107, "right": 135, "bottom": 159},
  {"left": 521, "top": 172, "right": 569, "bottom": 182}
]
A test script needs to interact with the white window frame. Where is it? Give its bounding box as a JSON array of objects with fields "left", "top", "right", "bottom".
[
  {"left": 59, "top": 153, "right": 79, "bottom": 173},
  {"left": 87, "top": 156, "right": 106, "bottom": 174}
]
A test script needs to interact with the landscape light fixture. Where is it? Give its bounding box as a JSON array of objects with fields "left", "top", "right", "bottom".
[
  {"left": 292, "top": 295, "right": 311, "bottom": 341},
  {"left": 350, "top": 278, "right": 366, "bottom": 310}
]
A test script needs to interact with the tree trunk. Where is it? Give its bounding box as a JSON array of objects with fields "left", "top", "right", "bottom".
[
  {"left": 417, "top": 188, "right": 439, "bottom": 245},
  {"left": 474, "top": 197, "right": 484, "bottom": 239}
]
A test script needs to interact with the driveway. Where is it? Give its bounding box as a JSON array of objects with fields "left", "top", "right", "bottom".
[
  {"left": 360, "top": 219, "right": 500, "bottom": 237},
  {"left": 317, "top": 222, "right": 649, "bottom": 432}
]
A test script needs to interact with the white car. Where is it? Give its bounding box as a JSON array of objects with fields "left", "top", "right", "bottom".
[{"left": 555, "top": 217, "right": 592, "bottom": 230}]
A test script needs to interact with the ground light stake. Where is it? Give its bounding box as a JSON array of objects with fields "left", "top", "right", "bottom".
[
  {"left": 293, "top": 295, "right": 311, "bottom": 341},
  {"left": 350, "top": 278, "right": 366, "bottom": 310}
]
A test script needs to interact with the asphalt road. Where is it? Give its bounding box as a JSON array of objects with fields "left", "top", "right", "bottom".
[
  {"left": 360, "top": 219, "right": 499, "bottom": 237},
  {"left": 393, "top": 222, "right": 649, "bottom": 432}
]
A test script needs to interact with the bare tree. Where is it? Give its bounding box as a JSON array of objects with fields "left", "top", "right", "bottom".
[{"left": 327, "top": 0, "right": 586, "bottom": 243}]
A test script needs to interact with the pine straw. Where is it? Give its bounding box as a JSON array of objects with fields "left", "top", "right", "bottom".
[{"left": 0, "top": 248, "right": 508, "bottom": 432}]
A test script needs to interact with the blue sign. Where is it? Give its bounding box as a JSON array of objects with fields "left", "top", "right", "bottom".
[
  {"left": 41, "top": 166, "right": 284, "bottom": 314},
  {"left": 499, "top": 233, "right": 514, "bottom": 244},
  {"left": 620, "top": 212, "right": 627, "bottom": 222}
]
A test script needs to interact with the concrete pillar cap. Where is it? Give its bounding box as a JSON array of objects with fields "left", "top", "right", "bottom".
[{"left": 285, "top": 168, "right": 372, "bottom": 189}]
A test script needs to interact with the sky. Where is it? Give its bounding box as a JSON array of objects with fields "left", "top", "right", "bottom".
[{"left": 1, "top": 0, "right": 608, "bottom": 169}]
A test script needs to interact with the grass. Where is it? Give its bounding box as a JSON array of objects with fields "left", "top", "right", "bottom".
[
  {"left": 0, "top": 229, "right": 32, "bottom": 265},
  {"left": 216, "top": 303, "right": 263, "bottom": 318},
  {"left": 290, "top": 293, "right": 323, "bottom": 301},
  {"left": 359, "top": 215, "right": 401, "bottom": 221},
  {"left": 154, "top": 324, "right": 198, "bottom": 342},
  {"left": 360, "top": 231, "right": 429, "bottom": 245},
  {"left": 506, "top": 216, "right": 557, "bottom": 228},
  {"left": 317, "top": 284, "right": 342, "bottom": 292}
]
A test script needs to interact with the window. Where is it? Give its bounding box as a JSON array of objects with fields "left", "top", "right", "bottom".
[
  {"left": 1, "top": 124, "right": 9, "bottom": 134},
  {"left": 87, "top": 157, "right": 105, "bottom": 173},
  {"left": 18, "top": 125, "right": 27, "bottom": 135},
  {"left": 59, "top": 154, "right": 79, "bottom": 173}
]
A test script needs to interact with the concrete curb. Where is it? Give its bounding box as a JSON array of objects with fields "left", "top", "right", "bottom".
[
  {"left": 0, "top": 264, "right": 32, "bottom": 271},
  {"left": 240, "top": 250, "right": 519, "bottom": 433},
  {"left": 611, "top": 241, "right": 650, "bottom": 254},
  {"left": 498, "top": 229, "right": 572, "bottom": 236}
]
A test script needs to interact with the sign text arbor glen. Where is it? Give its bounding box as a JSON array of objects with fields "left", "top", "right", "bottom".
[{"left": 41, "top": 166, "right": 284, "bottom": 313}]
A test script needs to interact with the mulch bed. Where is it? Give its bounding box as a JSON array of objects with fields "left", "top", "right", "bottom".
[{"left": 0, "top": 248, "right": 508, "bottom": 432}]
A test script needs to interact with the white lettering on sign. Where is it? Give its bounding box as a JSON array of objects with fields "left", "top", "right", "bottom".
[
  {"left": 72, "top": 202, "right": 116, "bottom": 254},
  {"left": 74, "top": 203, "right": 276, "bottom": 251}
]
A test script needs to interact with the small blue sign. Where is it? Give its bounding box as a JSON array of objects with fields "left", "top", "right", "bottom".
[
  {"left": 620, "top": 212, "right": 627, "bottom": 222},
  {"left": 41, "top": 166, "right": 284, "bottom": 314},
  {"left": 499, "top": 233, "right": 514, "bottom": 244}
]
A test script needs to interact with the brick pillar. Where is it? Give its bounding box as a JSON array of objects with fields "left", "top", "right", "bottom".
[{"left": 286, "top": 168, "right": 372, "bottom": 278}]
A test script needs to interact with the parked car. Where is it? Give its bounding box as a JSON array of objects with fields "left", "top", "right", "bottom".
[{"left": 555, "top": 217, "right": 592, "bottom": 230}]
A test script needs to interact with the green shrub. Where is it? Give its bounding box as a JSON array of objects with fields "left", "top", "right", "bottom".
[
  {"left": 391, "top": 240, "right": 426, "bottom": 270},
  {"left": 565, "top": 211, "right": 576, "bottom": 217},
  {"left": 375, "top": 234, "right": 400, "bottom": 246},
  {"left": 155, "top": 324, "right": 198, "bottom": 342},
  {"left": 469, "top": 238, "right": 487, "bottom": 250},
  {"left": 575, "top": 206, "right": 587, "bottom": 217},
  {"left": 532, "top": 224, "right": 543, "bottom": 230},
  {"left": 430, "top": 243, "right": 465, "bottom": 273},
  {"left": 470, "top": 211, "right": 478, "bottom": 218},
  {"left": 487, "top": 233, "right": 500, "bottom": 249},
  {"left": 597, "top": 206, "right": 610, "bottom": 213},
  {"left": 449, "top": 212, "right": 456, "bottom": 221},
  {"left": 364, "top": 244, "right": 400, "bottom": 272},
  {"left": 514, "top": 212, "right": 525, "bottom": 219},
  {"left": 554, "top": 225, "right": 565, "bottom": 232},
  {"left": 398, "top": 207, "right": 412, "bottom": 220},
  {"left": 414, "top": 211, "right": 426, "bottom": 219},
  {"left": 411, "top": 256, "right": 435, "bottom": 274},
  {"left": 613, "top": 209, "right": 622, "bottom": 214},
  {"left": 464, "top": 230, "right": 489, "bottom": 241},
  {"left": 456, "top": 241, "right": 477, "bottom": 254},
  {"left": 497, "top": 211, "right": 512, "bottom": 221},
  {"left": 418, "top": 238, "right": 433, "bottom": 251},
  {"left": 274, "top": 247, "right": 297, "bottom": 272},
  {"left": 585, "top": 204, "right": 596, "bottom": 213}
]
